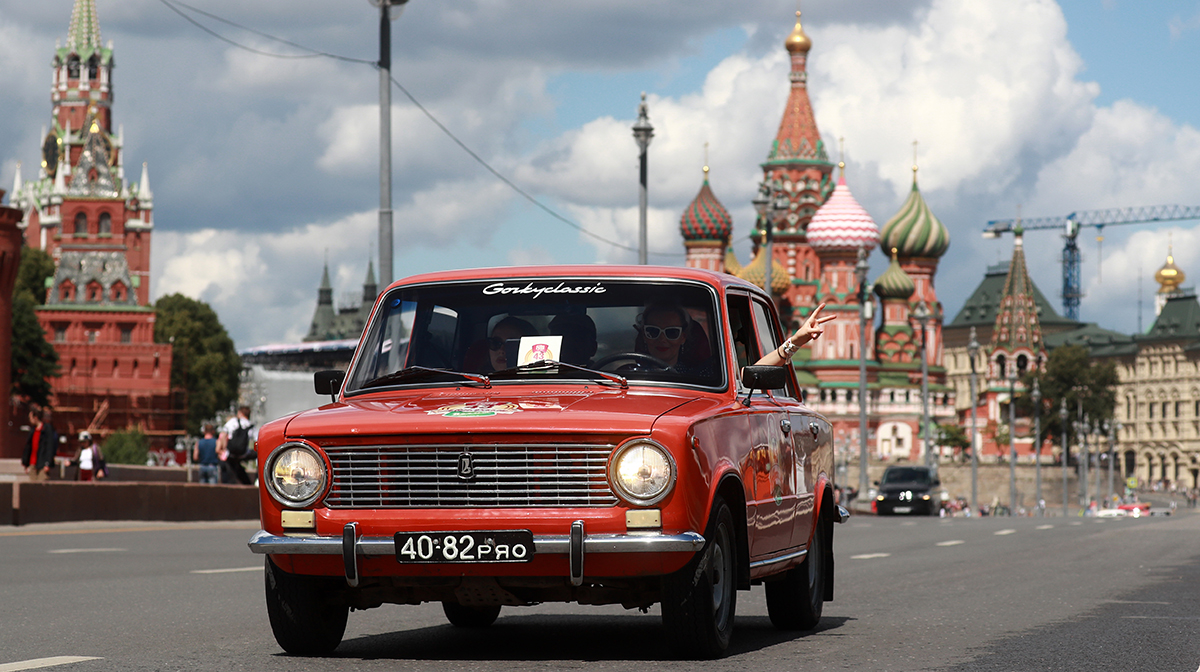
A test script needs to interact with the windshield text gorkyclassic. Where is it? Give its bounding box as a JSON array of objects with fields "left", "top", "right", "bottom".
[{"left": 481, "top": 282, "right": 606, "bottom": 299}]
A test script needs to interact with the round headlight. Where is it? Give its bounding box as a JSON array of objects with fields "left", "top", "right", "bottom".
[
  {"left": 265, "top": 443, "right": 327, "bottom": 508},
  {"left": 610, "top": 440, "right": 675, "bottom": 506}
]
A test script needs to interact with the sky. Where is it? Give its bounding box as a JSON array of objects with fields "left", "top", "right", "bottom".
[{"left": 2, "top": 0, "right": 1200, "bottom": 349}]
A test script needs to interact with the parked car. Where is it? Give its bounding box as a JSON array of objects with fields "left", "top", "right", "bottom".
[
  {"left": 248, "top": 265, "right": 848, "bottom": 659},
  {"left": 874, "top": 465, "right": 940, "bottom": 515}
]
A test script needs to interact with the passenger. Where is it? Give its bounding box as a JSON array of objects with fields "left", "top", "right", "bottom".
[
  {"left": 548, "top": 313, "right": 598, "bottom": 367},
  {"left": 488, "top": 316, "right": 537, "bottom": 371},
  {"left": 755, "top": 302, "right": 834, "bottom": 366}
]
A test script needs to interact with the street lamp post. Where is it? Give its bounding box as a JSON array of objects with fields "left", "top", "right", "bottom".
[
  {"left": 631, "top": 94, "right": 654, "bottom": 265},
  {"left": 1060, "top": 398, "right": 1069, "bottom": 517},
  {"left": 370, "top": 0, "right": 410, "bottom": 289},
  {"left": 1080, "top": 414, "right": 1090, "bottom": 510},
  {"left": 1032, "top": 377, "right": 1042, "bottom": 516},
  {"left": 911, "top": 300, "right": 932, "bottom": 470},
  {"left": 855, "top": 247, "right": 872, "bottom": 505},
  {"left": 1008, "top": 365, "right": 1018, "bottom": 514},
  {"left": 1108, "top": 421, "right": 1121, "bottom": 505},
  {"left": 967, "top": 327, "right": 981, "bottom": 515}
]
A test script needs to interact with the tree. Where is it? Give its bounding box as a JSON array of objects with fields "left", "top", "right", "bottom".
[
  {"left": 937, "top": 423, "right": 971, "bottom": 462},
  {"left": 153, "top": 293, "right": 241, "bottom": 434},
  {"left": 10, "top": 246, "right": 59, "bottom": 405},
  {"left": 104, "top": 429, "right": 149, "bottom": 465},
  {"left": 1016, "top": 344, "right": 1118, "bottom": 463}
]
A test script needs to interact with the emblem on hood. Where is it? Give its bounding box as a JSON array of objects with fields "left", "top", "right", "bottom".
[{"left": 456, "top": 452, "right": 475, "bottom": 481}]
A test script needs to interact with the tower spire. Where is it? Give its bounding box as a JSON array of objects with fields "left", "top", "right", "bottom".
[{"left": 66, "top": 0, "right": 102, "bottom": 53}]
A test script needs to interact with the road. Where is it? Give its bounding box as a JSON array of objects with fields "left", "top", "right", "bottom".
[{"left": 1, "top": 512, "right": 1198, "bottom": 672}]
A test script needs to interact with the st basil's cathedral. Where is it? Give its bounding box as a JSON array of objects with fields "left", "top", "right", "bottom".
[{"left": 679, "top": 12, "right": 957, "bottom": 462}]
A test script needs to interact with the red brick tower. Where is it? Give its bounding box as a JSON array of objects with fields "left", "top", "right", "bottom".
[{"left": 9, "top": 0, "right": 176, "bottom": 451}]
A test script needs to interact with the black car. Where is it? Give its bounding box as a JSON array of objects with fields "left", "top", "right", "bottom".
[{"left": 874, "top": 466, "right": 940, "bottom": 515}]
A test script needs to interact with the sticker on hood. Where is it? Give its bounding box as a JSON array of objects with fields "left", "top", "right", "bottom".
[{"left": 427, "top": 401, "right": 521, "bottom": 417}]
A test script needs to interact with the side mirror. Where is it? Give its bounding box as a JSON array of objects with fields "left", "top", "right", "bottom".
[
  {"left": 314, "top": 370, "right": 345, "bottom": 403},
  {"left": 932, "top": 478, "right": 941, "bottom": 487},
  {"left": 741, "top": 365, "right": 786, "bottom": 405}
]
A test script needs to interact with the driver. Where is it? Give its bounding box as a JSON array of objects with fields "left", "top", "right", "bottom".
[{"left": 636, "top": 302, "right": 691, "bottom": 369}]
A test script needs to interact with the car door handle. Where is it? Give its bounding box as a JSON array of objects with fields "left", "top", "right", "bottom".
[
  {"left": 809, "top": 422, "right": 819, "bottom": 439},
  {"left": 780, "top": 418, "right": 791, "bottom": 435}
]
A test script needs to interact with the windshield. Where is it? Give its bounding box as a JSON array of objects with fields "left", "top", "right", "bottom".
[
  {"left": 881, "top": 467, "right": 932, "bottom": 486},
  {"left": 345, "top": 278, "right": 725, "bottom": 393}
]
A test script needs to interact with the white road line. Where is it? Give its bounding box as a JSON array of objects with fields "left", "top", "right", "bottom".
[
  {"left": 0, "top": 656, "right": 101, "bottom": 671},
  {"left": 994, "top": 529, "right": 1016, "bottom": 536},
  {"left": 850, "top": 553, "right": 891, "bottom": 560},
  {"left": 936, "top": 540, "right": 964, "bottom": 546},
  {"left": 1036, "top": 524, "right": 1054, "bottom": 530},
  {"left": 47, "top": 548, "right": 125, "bottom": 554},
  {"left": 190, "top": 566, "right": 262, "bottom": 574}
]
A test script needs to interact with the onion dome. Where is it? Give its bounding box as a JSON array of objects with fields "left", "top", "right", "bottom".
[
  {"left": 738, "top": 248, "right": 790, "bottom": 295},
  {"left": 807, "top": 172, "right": 879, "bottom": 252},
  {"left": 785, "top": 11, "right": 812, "bottom": 54},
  {"left": 680, "top": 166, "right": 733, "bottom": 241},
  {"left": 1155, "top": 249, "right": 1185, "bottom": 294},
  {"left": 724, "top": 245, "right": 742, "bottom": 275},
  {"left": 873, "top": 248, "right": 915, "bottom": 300},
  {"left": 880, "top": 168, "right": 950, "bottom": 258}
]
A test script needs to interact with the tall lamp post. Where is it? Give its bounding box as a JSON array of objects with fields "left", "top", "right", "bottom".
[
  {"left": 1032, "top": 377, "right": 1042, "bottom": 515},
  {"left": 370, "top": 0, "right": 410, "bottom": 288},
  {"left": 855, "top": 247, "right": 873, "bottom": 504},
  {"left": 1060, "top": 396, "right": 1070, "bottom": 516},
  {"left": 1108, "top": 421, "right": 1121, "bottom": 505},
  {"left": 911, "top": 300, "right": 932, "bottom": 469},
  {"left": 1007, "top": 365, "right": 1018, "bottom": 514},
  {"left": 631, "top": 94, "right": 654, "bottom": 265},
  {"left": 967, "top": 328, "right": 981, "bottom": 515},
  {"left": 1081, "top": 414, "right": 1090, "bottom": 510}
]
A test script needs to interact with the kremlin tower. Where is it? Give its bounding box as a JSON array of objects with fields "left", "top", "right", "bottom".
[{"left": 8, "top": 0, "right": 177, "bottom": 453}]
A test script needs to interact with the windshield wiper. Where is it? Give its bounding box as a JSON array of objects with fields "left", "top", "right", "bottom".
[
  {"left": 362, "top": 366, "right": 491, "bottom": 389},
  {"left": 490, "top": 360, "right": 627, "bottom": 389}
]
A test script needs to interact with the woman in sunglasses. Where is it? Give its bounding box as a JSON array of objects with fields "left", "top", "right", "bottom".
[
  {"left": 488, "top": 316, "right": 537, "bottom": 371},
  {"left": 637, "top": 303, "right": 695, "bottom": 370}
]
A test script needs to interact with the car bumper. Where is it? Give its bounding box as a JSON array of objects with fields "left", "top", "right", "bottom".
[{"left": 249, "top": 525, "right": 705, "bottom": 587}]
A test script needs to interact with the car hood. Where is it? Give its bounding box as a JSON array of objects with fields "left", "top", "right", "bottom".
[
  {"left": 283, "top": 387, "right": 702, "bottom": 439},
  {"left": 880, "top": 481, "right": 934, "bottom": 493}
]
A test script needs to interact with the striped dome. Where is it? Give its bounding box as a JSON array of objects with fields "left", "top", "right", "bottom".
[
  {"left": 680, "top": 174, "right": 732, "bottom": 241},
  {"left": 737, "top": 248, "right": 790, "bottom": 295},
  {"left": 873, "top": 248, "right": 915, "bottom": 300},
  {"left": 880, "top": 176, "right": 950, "bottom": 258},
  {"left": 807, "top": 174, "right": 879, "bottom": 252}
]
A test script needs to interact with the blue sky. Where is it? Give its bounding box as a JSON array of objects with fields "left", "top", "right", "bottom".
[{"left": 2, "top": 0, "right": 1200, "bottom": 348}]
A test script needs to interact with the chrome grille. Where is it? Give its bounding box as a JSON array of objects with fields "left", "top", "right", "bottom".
[{"left": 321, "top": 443, "right": 617, "bottom": 508}]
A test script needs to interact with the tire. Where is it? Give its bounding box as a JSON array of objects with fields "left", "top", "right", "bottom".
[
  {"left": 765, "top": 512, "right": 826, "bottom": 631},
  {"left": 264, "top": 557, "right": 348, "bottom": 655},
  {"left": 442, "top": 601, "right": 501, "bottom": 627},
  {"left": 661, "top": 497, "right": 738, "bottom": 659}
]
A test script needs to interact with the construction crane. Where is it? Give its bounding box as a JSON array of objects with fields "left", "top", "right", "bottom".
[{"left": 983, "top": 205, "right": 1200, "bottom": 321}]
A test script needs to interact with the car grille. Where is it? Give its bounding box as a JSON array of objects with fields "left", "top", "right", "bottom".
[{"left": 321, "top": 443, "right": 618, "bottom": 508}]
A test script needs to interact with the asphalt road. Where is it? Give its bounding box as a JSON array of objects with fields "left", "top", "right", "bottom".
[{"left": 1, "top": 511, "right": 1198, "bottom": 672}]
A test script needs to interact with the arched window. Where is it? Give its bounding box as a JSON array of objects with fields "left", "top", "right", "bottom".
[
  {"left": 87, "top": 55, "right": 99, "bottom": 79},
  {"left": 1016, "top": 354, "right": 1028, "bottom": 373},
  {"left": 112, "top": 358, "right": 120, "bottom": 378},
  {"left": 67, "top": 55, "right": 80, "bottom": 78},
  {"left": 110, "top": 282, "right": 126, "bottom": 302},
  {"left": 59, "top": 281, "right": 75, "bottom": 302},
  {"left": 74, "top": 212, "right": 87, "bottom": 236},
  {"left": 98, "top": 212, "right": 112, "bottom": 234},
  {"left": 86, "top": 281, "right": 103, "bottom": 303}
]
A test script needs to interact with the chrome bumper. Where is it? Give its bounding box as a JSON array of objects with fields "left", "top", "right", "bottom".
[{"left": 247, "top": 528, "right": 705, "bottom": 556}]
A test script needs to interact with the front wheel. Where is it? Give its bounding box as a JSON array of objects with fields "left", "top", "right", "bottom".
[
  {"left": 765, "top": 513, "right": 826, "bottom": 630},
  {"left": 442, "top": 602, "right": 501, "bottom": 627},
  {"left": 264, "top": 557, "right": 348, "bottom": 655},
  {"left": 661, "top": 497, "right": 738, "bottom": 659}
]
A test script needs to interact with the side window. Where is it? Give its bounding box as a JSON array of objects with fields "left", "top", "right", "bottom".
[
  {"left": 726, "top": 294, "right": 758, "bottom": 374},
  {"left": 750, "top": 299, "right": 797, "bottom": 399}
]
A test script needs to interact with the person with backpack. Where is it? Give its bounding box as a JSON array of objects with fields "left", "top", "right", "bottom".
[{"left": 217, "top": 406, "right": 257, "bottom": 485}]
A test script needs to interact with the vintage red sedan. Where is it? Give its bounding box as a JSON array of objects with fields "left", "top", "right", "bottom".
[{"left": 248, "top": 265, "right": 848, "bottom": 658}]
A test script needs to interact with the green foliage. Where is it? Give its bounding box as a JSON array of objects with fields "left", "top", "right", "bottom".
[
  {"left": 10, "top": 247, "right": 60, "bottom": 405},
  {"left": 15, "top": 246, "right": 55, "bottom": 304},
  {"left": 937, "top": 423, "right": 971, "bottom": 458},
  {"left": 104, "top": 429, "right": 150, "bottom": 465},
  {"left": 1016, "top": 345, "right": 1118, "bottom": 461},
  {"left": 154, "top": 293, "right": 241, "bottom": 434}
]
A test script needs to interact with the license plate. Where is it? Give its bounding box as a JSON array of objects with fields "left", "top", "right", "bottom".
[
  {"left": 394, "top": 530, "right": 534, "bottom": 563},
  {"left": 893, "top": 506, "right": 912, "bottom": 514}
]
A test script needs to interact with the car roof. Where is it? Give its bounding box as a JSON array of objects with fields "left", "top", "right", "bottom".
[{"left": 383, "top": 264, "right": 767, "bottom": 297}]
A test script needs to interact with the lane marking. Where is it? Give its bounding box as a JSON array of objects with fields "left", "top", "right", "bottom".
[
  {"left": 190, "top": 566, "right": 261, "bottom": 574},
  {"left": 936, "top": 540, "right": 964, "bottom": 546},
  {"left": 994, "top": 529, "right": 1016, "bottom": 536},
  {"left": 1123, "top": 615, "right": 1200, "bottom": 620},
  {"left": 1105, "top": 600, "right": 1171, "bottom": 605},
  {"left": 850, "top": 553, "right": 891, "bottom": 560},
  {"left": 1036, "top": 524, "right": 1054, "bottom": 530},
  {"left": 1070, "top": 522, "right": 1083, "bottom": 526},
  {"left": 0, "top": 656, "right": 102, "bottom": 671},
  {"left": 47, "top": 548, "right": 125, "bottom": 554}
]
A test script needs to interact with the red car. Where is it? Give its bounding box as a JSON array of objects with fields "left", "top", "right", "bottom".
[{"left": 248, "top": 265, "right": 848, "bottom": 658}]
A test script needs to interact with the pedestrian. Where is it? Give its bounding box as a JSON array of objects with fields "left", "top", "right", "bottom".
[
  {"left": 72, "top": 431, "right": 103, "bottom": 482},
  {"left": 217, "top": 406, "right": 257, "bottom": 485},
  {"left": 22, "top": 407, "right": 58, "bottom": 482},
  {"left": 193, "top": 424, "right": 221, "bottom": 485}
]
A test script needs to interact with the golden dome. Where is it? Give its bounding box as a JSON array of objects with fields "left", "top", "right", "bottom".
[
  {"left": 785, "top": 11, "right": 812, "bottom": 54},
  {"left": 1155, "top": 253, "right": 1185, "bottom": 294}
]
